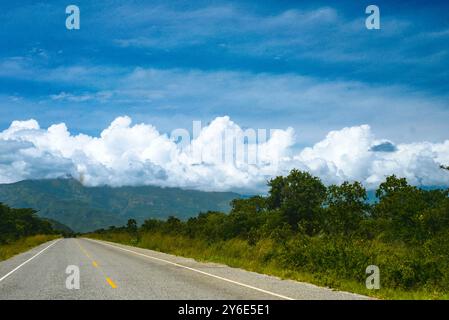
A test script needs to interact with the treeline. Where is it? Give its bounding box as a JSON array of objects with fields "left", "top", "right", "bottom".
[
  {"left": 92, "top": 170, "right": 449, "bottom": 297},
  {"left": 0, "top": 202, "right": 57, "bottom": 244}
]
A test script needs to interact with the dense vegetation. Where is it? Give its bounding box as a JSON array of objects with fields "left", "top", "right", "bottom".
[
  {"left": 89, "top": 169, "right": 449, "bottom": 299},
  {"left": 0, "top": 202, "right": 57, "bottom": 244},
  {"left": 0, "top": 203, "right": 62, "bottom": 261},
  {"left": 0, "top": 178, "right": 239, "bottom": 232}
]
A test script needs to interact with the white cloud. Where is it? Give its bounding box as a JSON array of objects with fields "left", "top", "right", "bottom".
[
  {"left": 49, "top": 91, "right": 113, "bottom": 103},
  {"left": 295, "top": 125, "right": 449, "bottom": 188},
  {"left": 0, "top": 116, "right": 448, "bottom": 192}
]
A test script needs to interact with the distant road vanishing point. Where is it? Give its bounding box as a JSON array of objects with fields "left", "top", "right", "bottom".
[{"left": 0, "top": 238, "right": 369, "bottom": 300}]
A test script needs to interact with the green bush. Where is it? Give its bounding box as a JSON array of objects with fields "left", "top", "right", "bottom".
[
  {"left": 86, "top": 170, "right": 449, "bottom": 299},
  {"left": 0, "top": 203, "right": 56, "bottom": 244}
]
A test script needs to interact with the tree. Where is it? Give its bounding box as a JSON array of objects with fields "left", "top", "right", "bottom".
[
  {"left": 325, "top": 181, "right": 368, "bottom": 236},
  {"left": 266, "top": 176, "right": 286, "bottom": 210},
  {"left": 126, "top": 219, "right": 138, "bottom": 234},
  {"left": 186, "top": 211, "right": 227, "bottom": 241},
  {"left": 278, "top": 169, "right": 327, "bottom": 234},
  {"left": 421, "top": 198, "right": 449, "bottom": 237},
  {"left": 230, "top": 196, "right": 266, "bottom": 214},
  {"left": 163, "top": 216, "right": 183, "bottom": 234},
  {"left": 0, "top": 203, "right": 55, "bottom": 244},
  {"left": 374, "top": 175, "right": 427, "bottom": 242},
  {"left": 375, "top": 175, "right": 410, "bottom": 200},
  {"left": 226, "top": 197, "right": 266, "bottom": 241},
  {"left": 141, "top": 219, "right": 163, "bottom": 232}
]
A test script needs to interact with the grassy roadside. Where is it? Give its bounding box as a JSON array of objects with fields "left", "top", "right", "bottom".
[
  {"left": 85, "top": 232, "right": 448, "bottom": 300},
  {"left": 0, "top": 234, "right": 60, "bottom": 261}
]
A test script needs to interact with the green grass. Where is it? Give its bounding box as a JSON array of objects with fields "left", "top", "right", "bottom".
[
  {"left": 86, "top": 232, "right": 448, "bottom": 300},
  {"left": 0, "top": 235, "right": 60, "bottom": 261}
]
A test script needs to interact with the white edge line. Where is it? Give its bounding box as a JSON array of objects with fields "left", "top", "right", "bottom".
[
  {"left": 0, "top": 239, "right": 61, "bottom": 283},
  {"left": 84, "top": 238, "right": 294, "bottom": 300}
]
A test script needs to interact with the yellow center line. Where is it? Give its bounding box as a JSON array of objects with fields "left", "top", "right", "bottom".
[
  {"left": 75, "top": 239, "right": 118, "bottom": 289},
  {"left": 76, "top": 240, "right": 93, "bottom": 260},
  {"left": 106, "top": 277, "right": 117, "bottom": 289}
]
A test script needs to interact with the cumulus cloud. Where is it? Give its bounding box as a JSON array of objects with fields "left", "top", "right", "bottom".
[{"left": 0, "top": 116, "right": 448, "bottom": 192}]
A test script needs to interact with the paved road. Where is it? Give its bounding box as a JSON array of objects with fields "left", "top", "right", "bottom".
[{"left": 0, "top": 238, "right": 369, "bottom": 300}]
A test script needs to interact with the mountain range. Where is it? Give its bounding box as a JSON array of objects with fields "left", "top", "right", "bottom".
[{"left": 0, "top": 178, "right": 240, "bottom": 232}]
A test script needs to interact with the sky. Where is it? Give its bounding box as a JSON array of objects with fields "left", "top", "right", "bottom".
[{"left": 0, "top": 0, "right": 448, "bottom": 192}]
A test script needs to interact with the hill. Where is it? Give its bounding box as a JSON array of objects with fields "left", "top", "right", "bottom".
[
  {"left": 0, "top": 178, "right": 240, "bottom": 232},
  {"left": 43, "top": 218, "right": 74, "bottom": 234}
]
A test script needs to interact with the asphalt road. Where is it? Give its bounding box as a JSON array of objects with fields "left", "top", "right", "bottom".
[{"left": 0, "top": 238, "right": 369, "bottom": 300}]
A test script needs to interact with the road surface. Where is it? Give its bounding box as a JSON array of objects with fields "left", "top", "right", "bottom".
[{"left": 0, "top": 238, "right": 369, "bottom": 300}]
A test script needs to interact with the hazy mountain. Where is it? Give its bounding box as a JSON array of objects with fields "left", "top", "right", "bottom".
[
  {"left": 0, "top": 178, "right": 240, "bottom": 232},
  {"left": 43, "top": 218, "right": 74, "bottom": 234}
]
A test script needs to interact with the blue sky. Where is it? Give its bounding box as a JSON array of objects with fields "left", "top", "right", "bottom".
[{"left": 0, "top": 0, "right": 448, "bottom": 147}]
